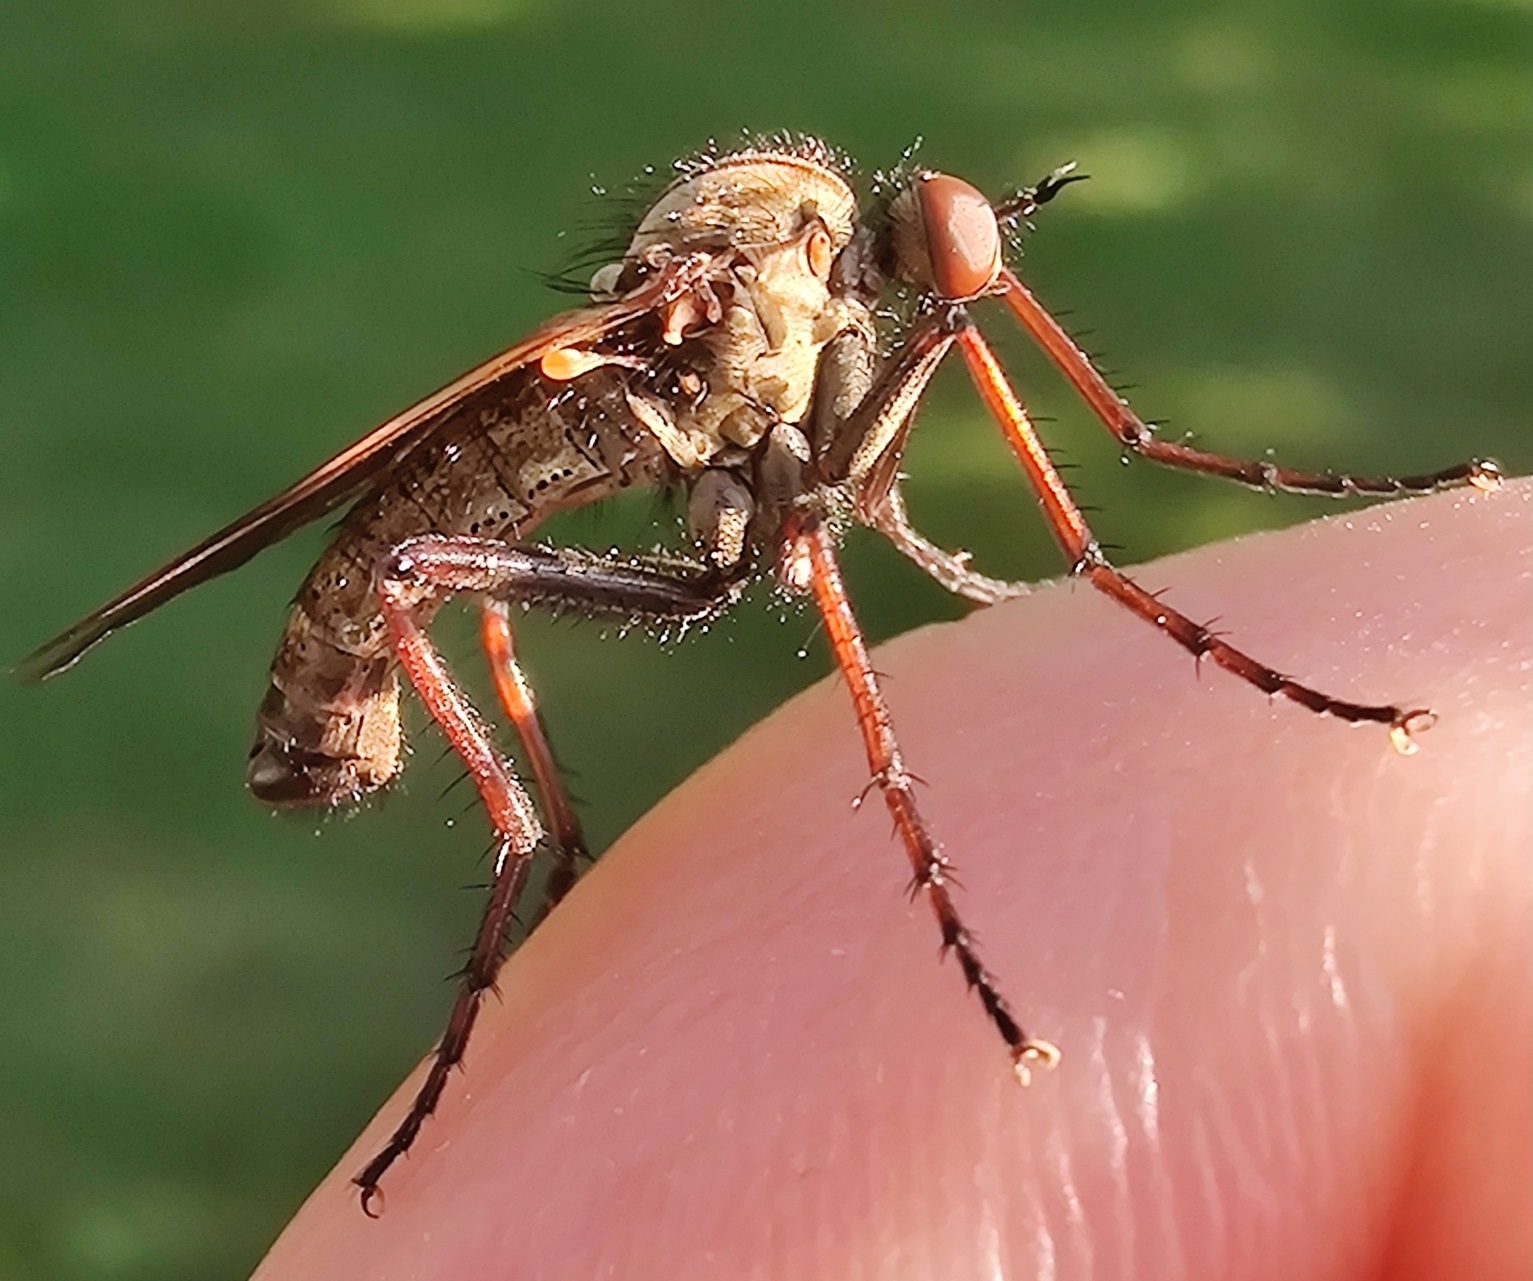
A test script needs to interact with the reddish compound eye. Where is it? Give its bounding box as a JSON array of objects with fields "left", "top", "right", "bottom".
[
  {"left": 891, "top": 172, "right": 1003, "bottom": 301},
  {"left": 919, "top": 174, "right": 1002, "bottom": 299}
]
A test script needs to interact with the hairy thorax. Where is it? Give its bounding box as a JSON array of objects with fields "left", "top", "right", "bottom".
[
  {"left": 607, "top": 151, "right": 869, "bottom": 475},
  {"left": 688, "top": 237, "right": 862, "bottom": 449}
]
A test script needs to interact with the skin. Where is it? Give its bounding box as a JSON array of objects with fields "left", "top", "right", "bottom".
[{"left": 254, "top": 478, "right": 1529, "bottom": 1281}]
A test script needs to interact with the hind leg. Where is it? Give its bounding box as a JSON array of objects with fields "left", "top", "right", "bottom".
[{"left": 355, "top": 537, "right": 741, "bottom": 1211}]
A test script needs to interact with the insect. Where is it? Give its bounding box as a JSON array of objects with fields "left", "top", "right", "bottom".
[{"left": 19, "top": 136, "right": 1500, "bottom": 1213}]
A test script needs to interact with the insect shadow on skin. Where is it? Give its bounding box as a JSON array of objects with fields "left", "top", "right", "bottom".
[{"left": 14, "top": 131, "right": 1501, "bottom": 1215}]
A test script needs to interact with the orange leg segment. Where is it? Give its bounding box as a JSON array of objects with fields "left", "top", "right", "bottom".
[
  {"left": 791, "top": 516, "right": 1060, "bottom": 1083},
  {"left": 954, "top": 325, "right": 1434, "bottom": 753},
  {"left": 358, "top": 577, "right": 545, "bottom": 1214},
  {"left": 998, "top": 267, "right": 1501, "bottom": 498},
  {"left": 356, "top": 534, "right": 739, "bottom": 1211},
  {"left": 481, "top": 600, "right": 587, "bottom": 916}
]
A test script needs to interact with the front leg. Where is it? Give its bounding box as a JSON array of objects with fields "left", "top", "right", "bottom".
[
  {"left": 863, "top": 481, "right": 1029, "bottom": 606},
  {"left": 997, "top": 268, "right": 1501, "bottom": 499},
  {"left": 814, "top": 312, "right": 1029, "bottom": 605},
  {"left": 355, "top": 537, "right": 744, "bottom": 1213}
]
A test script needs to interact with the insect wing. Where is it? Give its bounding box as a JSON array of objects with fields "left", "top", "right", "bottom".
[{"left": 18, "top": 263, "right": 699, "bottom": 680}]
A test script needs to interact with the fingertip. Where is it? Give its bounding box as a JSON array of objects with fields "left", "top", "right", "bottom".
[{"left": 258, "top": 481, "right": 1530, "bottom": 1279}]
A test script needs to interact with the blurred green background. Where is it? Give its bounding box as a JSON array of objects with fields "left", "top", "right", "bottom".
[{"left": 0, "top": 0, "right": 1527, "bottom": 1276}]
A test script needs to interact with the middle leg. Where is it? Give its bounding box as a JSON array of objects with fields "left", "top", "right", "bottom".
[
  {"left": 481, "top": 599, "right": 586, "bottom": 921},
  {"left": 865, "top": 479, "right": 1030, "bottom": 607}
]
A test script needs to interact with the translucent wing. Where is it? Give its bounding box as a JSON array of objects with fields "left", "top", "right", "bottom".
[{"left": 18, "top": 261, "right": 700, "bottom": 679}]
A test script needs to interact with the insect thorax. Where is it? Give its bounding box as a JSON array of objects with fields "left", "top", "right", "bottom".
[{"left": 595, "top": 150, "right": 877, "bottom": 559}]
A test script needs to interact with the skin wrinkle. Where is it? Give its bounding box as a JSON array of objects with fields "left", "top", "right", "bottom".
[
  {"left": 972, "top": 1108, "right": 1013, "bottom": 1281},
  {"left": 976, "top": 1214, "right": 1005, "bottom": 1281},
  {"left": 1297, "top": 962, "right": 1343, "bottom": 1242},
  {"left": 1311, "top": 928, "right": 1361, "bottom": 1253},
  {"left": 1188, "top": 1113, "right": 1231, "bottom": 1276},
  {"left": 1202, "top": 1058, "right": 1281, "bottom": 1266},
  {"left": 1301, "top": 884, "right": 1346, "bottom": 1165},
  {"left": 1320, "top": 924, "right": 1348, "bottom": 1012},
  {"left": 1104, "top": 1020, "right": 1149, "bottom": 1277},
  {"left": 1042, "top": 1121, "right": 1092, "bottom": 1278},
  {"left": 1130, "top": 1034, "right": 1189, "bottom": 1278},
  {"left": 1025, "top": 1213, "right": 1058, "bottom": 1281}
]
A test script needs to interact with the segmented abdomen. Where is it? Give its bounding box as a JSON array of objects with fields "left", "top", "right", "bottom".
[{"left": 246, "top": 373, "right": 662, "bottom": 807}]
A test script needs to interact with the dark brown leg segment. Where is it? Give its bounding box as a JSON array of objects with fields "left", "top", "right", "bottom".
[
  {"left": 955, "top": 325, "right": 1436, "bottom": 753},
  {"left": 998, "top": 267, "right": 1502, "bottom": 498},
  {"left": 355, "top": 536, "right": 742, "bottom": 1212},
  {"left": 788, "top": 515, "right": 1060, "bottom": 1082},
  {"left": 819, "top": 317, "right": 956, "bottom": 485}
]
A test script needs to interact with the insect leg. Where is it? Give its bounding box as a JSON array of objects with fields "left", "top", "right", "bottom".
[
  {"left": 954, "top": 324, "right": 1437, "bottom": 753},
  {"left": 867, "top": 480, "right": 1028, "bottom": 606},
  {"left": 359, "top": 576, "right": 546, "bottom": 1214},
  {"left": 480, "top": 600, "right": 586, "bottom": 920},
  {"left": 387, "top": 537, "right": 741, "bottom": 623},
  {"left": 816, "top": 312, "right": 1029, "bottom": 604},
  {"left": 355, "top": 538, "right": 742, "bottom": 1211},
  {"left": 786, "top": 514, "right": 1060, "bottom": 1083},
  {"left": 997, "top": 267, "right": 1502, "bottom": 498},
  {"left": 819, "top": 312, "right": 956, "bottom": 485}
]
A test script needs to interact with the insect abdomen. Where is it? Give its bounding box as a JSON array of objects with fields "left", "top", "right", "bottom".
[{"left": 245, "top": 375, "right": 662, "bottom": 807}]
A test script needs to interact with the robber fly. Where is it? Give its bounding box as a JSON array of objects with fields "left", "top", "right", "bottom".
[{"left": 19, "top": 136, "right": 1500, "bottom": 1212}]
